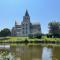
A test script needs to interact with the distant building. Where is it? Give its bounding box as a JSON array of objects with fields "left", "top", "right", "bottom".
[{"left": 11, "top": 10, "right": 41, "bottom": 36}]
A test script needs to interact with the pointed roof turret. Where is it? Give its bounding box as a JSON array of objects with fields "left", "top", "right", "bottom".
[
  {"left": 15, "top": 21, "right": 18, "bottom": 25},
  {"left": 25, "top": 10, "right": 29, "bottom": 16}
]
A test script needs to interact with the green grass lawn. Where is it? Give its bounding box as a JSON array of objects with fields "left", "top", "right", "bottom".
[
  {"left": 42, "top": 36, "right": 60, "bottom": 41},
  {"left": 0, "top": 36, "right": 60, "bottom": 43}
]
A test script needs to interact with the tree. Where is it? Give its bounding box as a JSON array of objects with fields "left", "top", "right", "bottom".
[
  {"left": 48, "top": 22, "right": 60, "bottom": 38},
  {"left": 0, "top": 28, "right": 11, "bottom": 37}
]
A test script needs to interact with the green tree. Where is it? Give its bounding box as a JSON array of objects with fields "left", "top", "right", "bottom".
[
  {"left": 0, "top": 28, "right": 11, "bottom": 37},
  {"left": 48, "top": 22, "right": 60, "bottom": 38}
]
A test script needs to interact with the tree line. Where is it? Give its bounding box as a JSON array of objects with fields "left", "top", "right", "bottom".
[
  {"left": 0, "top": 28, "right": 11, "bottom": 37},
  {"left": 48, "top": 21, "right": 60, "bottom": 38},
  {"left": 0, "top": 21, "right": 60, "bottom": 38}
]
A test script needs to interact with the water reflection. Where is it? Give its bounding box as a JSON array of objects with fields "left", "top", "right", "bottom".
[
  {"left": 53, "top": 47, "right": 60, "bottom": 60},
  {"left": 0, "top": 44, "right": 60, "bottom": 60},
  {"left": 10, "top": 45, "right": 42, "bottom": 60},
  {"left": 42, "top": 47, "right": 52, "bottom": 60}
]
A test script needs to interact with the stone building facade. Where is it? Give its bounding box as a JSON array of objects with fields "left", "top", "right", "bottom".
[{"left": 11, "top": 10, "right": 41, "bottom": 36}]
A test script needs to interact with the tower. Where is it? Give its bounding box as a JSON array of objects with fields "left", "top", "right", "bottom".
[
  {"left": 23, "top": 10, "right": 30, "bottom": 23},
  {"left": 22, "top": 10, "right": 31, "bottom": 36}
]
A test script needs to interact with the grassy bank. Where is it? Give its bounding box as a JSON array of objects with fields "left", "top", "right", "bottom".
[
  {"left": 0, "top": 36, "right": 60, "bottom": 44},
  {"left": 0, "top": 36, "right": 60, "bottom": 47},
  {"left": 0, "top": 36, "right": 60, "bottom": 42},
  {"left": 42, "top": 36, "right": 60, "bottom": 41}
]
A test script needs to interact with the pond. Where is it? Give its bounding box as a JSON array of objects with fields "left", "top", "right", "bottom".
[{"left": 0, "top": 44, "right": 60, "bottom": 60}]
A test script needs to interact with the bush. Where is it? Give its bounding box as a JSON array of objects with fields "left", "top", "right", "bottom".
[
  {"left": 47, "top": 34, "right": 60, "bottom": 38},
  {"left": 34, "top": 33, "right": 42, "bottom": 39},
  {"left": 25, "top": 38, "right": 28, "bottom": 43},
  {"left": 47, "top": 34, "right": 52, "bottom": 38},
  {"left": 28, "top": 33, "right": 42, "bottom": 39},
  {"left": 53, "top": 34, "right": 60, "bottom": 38},
  {"left": 28, "top": 34, "right": 33, "bottom": 39}
]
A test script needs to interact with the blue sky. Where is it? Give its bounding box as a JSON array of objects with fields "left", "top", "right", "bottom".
[{"left": 0, "top": 0, "right": 60, "bottom": 33}]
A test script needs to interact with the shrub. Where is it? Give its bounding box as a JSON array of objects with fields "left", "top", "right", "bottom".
[
  {"left": 28, "top": 34, "right": 34, "bottom": 39},
  {"left": 47, "top": 34, "right": 52, "bottom": 38},
  {"left": 34, "top": 33, "right": 42, "bottom": 39},
  {"left": 28, "top": 33, "right": 42, "bottom": 39}
]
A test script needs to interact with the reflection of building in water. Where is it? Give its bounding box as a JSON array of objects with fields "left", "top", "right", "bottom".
[
  {"left": 0, "top": 45, "right": 60, "bottom": 60},
  {"left": 10, "top": 45, "right": 42, "bottom": 60},
  {"left": 42, "top": 47, "right": 52, "bottom": 60},
  {"left": 11, "top": 10, "right": 41, "bottom": 36}
]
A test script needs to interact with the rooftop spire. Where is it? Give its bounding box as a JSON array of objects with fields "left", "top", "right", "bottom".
[
  {"left": 15, "top": 20, "right": 18, "bottom": 25},
  {"left": 25, "top": 10, "right": 29, "bottom": 16}
]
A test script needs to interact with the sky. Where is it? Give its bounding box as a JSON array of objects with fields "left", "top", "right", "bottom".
[{"left": 0, "top": 0, "right": 60, "bottom": 33}]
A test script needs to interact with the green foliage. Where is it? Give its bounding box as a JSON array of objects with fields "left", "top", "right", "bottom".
[
  {"left": 28, "top": 33, "right": 42, "bottom": 39},
  {"left": 47, "top": 34, "right": 52, "bottom": 38},
  {"left": 34, "top": 33, "right": 42, "bottom": 39},
  {"left": 0, "top": 28, "right": 11, "bottom": 37},
  {"left": 48, "top": 22, "right": 60, "bottom": 38},
  {"left": 28, "top": 34, "right": 34, "bottom": 39}
]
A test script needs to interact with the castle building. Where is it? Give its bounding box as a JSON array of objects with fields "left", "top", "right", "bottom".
[{"left": 11, "top": 10, "right": 41, "bottom": 36}]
